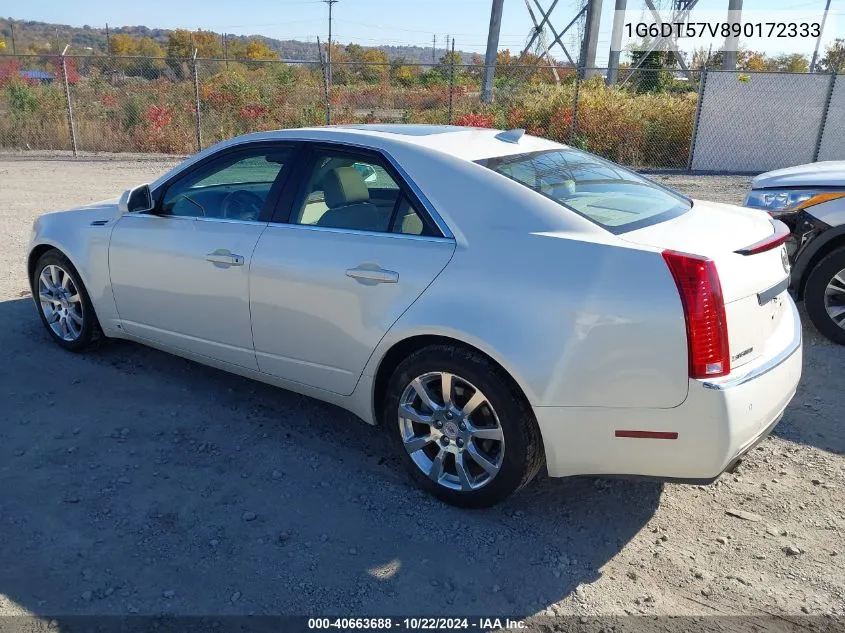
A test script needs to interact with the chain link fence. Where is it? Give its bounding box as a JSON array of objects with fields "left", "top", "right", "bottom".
[
  {"left": 1, "top": 52, "right": 839, "bottom": 171},
  {"left": 689, "top": 70, "right": 838, "bottom": 172}
]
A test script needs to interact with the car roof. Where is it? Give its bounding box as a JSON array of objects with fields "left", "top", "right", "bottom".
[
  {"left": 236, "top": 124, "right": 566, "bottom": 162},
  {"left": 149, "top": 124, "right": 567, "bottom": 194}
]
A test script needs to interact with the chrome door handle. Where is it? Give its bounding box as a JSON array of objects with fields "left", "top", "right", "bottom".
[
  {"left": 345, "top": 266, "right": 399, "bottom": 284},
  {"left": 206, "top": 251, "right": 244, "bottom": 267}
]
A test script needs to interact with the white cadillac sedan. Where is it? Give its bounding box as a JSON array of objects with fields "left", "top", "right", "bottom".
[{"left": 28, "top": 124, "right": 802, "bottom": 507}]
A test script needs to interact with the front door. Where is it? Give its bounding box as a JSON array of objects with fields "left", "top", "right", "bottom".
[
  {"left": 250, "top": 146, "right": 455, "bottom": 394},
  {"left": 108, "top": 143, "right": 296, "bottom": 369}
]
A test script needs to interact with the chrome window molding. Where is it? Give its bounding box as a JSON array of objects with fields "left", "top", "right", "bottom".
[
  {"left": 149, "top": 135, "right": 456, "bottom": 240},
  {"left": 195, "top": 216, "right": 268, "bottom": 227},
  {"left": 128, "top": 213, "right": 268, "bottom": 227},
  {"left": 263, "top": 221, "right": 454, "bottom": 243},
  {"left": 379, "top": 150, "right": 454, "bottom": 240}
]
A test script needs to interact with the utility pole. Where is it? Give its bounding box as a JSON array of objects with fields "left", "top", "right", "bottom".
[
  {"left": 810, "top": 0, "right": 832, "bottom": 72},
  {"left": 323, "top": 0, "right": 338, "bottom": 86},
  {"left": 606, "top": 0, "right": 628, "bottom": 85},
  {"left": 432, "top": 34, "right": 437, "bottom": 63},
  {"left": 105, "top": 23, "right": 111, "bottom": 55},
  {"left": 9, "top": 20, "right": 15, "bottom": 54},
  {"left": 482, "top": 0, "right": 505, "bottom": 103},
  {"left": 722, "top": 0, "right": 742, "bottom": 70},
  {"left": 581, "top": 0, "right": 603, "bottom": 78}
]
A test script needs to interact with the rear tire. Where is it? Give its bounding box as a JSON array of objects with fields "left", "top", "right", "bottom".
[
  {"left": 33, "top": 249, "right": 103, "bottom": 352},
  {"left": 383, "top": 344, "right": 544, "bottom": 508},
  {"left": 804, "top": 246, "right": 845, "bottom": 346}
]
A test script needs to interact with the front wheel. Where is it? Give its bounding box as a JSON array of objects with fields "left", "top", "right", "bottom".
[
  {"left": 804, "top": 246, "right": 845, "bottom": 345},
  {"left": 33, "top": 249, "right": 102, "bottom": 352},
  {"left": 384, "top": 344, "right": 544, "bottom": 508}
]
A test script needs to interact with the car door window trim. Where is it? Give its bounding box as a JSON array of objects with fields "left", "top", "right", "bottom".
[
  {"left": 269, "top": 140, "right": 454, "bottom": 240},
  {"left": 259, "top": 221, "right": 451, "bottom": 243},
  {"left": 149, "top": 141, "right": 303, "bottom": 224}
]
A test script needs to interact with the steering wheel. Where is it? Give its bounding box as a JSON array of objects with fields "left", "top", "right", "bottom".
[{"left": 221, "top": 190, "right": 264, "bottom": 221}]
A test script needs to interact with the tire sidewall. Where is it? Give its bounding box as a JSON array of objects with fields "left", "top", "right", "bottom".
[
  {"left": 33, "top": 250, "right": 99, "bottom": 352},
  {"left": 383, "top": 345, "right": 540, "bottom": 508},
  {"left": 804, "top": 248, "right": 845, "bottom": 346}
]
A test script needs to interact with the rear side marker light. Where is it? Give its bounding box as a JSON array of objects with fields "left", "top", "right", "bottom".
[
  {"left": 615, "top": 430, "right": 678, "bottom": 440},
  {"left": 662, "top": 250, "right": 730, "bottom": 379}
]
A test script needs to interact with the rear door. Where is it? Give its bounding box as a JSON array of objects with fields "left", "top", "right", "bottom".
[{"left": 249, "top": 144, "right": 455, "bottom": 395}]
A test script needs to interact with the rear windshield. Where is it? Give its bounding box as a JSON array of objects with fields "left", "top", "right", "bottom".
[{"left": 477, "top": 149, "right": 691, "bottom": 233}]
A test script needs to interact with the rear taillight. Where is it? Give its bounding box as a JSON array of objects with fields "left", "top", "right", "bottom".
[{"left": 662, "top": 250, "right": 730, "bottom": 379}]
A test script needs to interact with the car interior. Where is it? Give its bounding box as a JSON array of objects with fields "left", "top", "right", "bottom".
[
  {"left": 161, "top": 152, "right": 288, "bottom": 221},
  {"left": 159, "top": 149, "right": 429, "bottom": 235},
  {"left": 295, "top": 155, "right": 428, "bottom": 235}
]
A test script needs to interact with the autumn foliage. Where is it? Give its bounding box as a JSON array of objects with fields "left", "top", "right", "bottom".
[{"left": 0, "top": 48, "right": 698, "bottom": 167}]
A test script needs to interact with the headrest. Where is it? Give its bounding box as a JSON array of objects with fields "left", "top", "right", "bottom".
[
  {"left": 401, "top": 211, "right": 423, "bottom": 235},
  {"left": 323, "top": 167, "right": 370, "bottom": 208}
]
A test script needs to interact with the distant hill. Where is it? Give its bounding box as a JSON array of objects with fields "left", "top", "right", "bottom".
[{"left": 0, "top": 18, "right": 477, "bottom": 64}]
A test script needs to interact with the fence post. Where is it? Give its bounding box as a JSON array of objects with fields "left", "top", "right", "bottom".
[
  {"left": 686, "top": 69, "right": 707, "bottom": 172},
  {"left": 60, "top": 46, "right": 78, "bottom": 156},
  {"left": 448, "top": 39, "right": 456, "bottom": 124},
  {"left": 317, "top": 37, "right": 331, "bottom": 125},
  {"left": 570, "top": 67, "right": 582, "bottom": 143},
  {"left": 813, "top": 72, "right": 836, "bottom": 163},
  {"left": 192, "top": 49, "right": 202, "bottom": 152}
]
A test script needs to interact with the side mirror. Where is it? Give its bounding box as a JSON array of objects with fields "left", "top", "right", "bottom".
[
  {"left": 118, "top": 184, "right": 154, "bottom": 215},
  {"left": 352, "top": 163, "right": 378, "bottom": 184}
]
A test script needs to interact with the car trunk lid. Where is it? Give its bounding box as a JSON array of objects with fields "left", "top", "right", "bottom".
[{"left": 621, "top": 200, "right": 792, "bottom": 370}]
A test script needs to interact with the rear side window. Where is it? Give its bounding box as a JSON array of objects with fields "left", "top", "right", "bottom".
[
  {"left": 478, "top": 149, "right": 691, "bottom": 233},
  {"left": 289, "top": 148, "right": 437, "bottom": 236}
]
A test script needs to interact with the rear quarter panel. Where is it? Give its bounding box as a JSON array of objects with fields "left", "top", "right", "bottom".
[{"left": 366, "top": 230, "right": 690, "bottom": 409}]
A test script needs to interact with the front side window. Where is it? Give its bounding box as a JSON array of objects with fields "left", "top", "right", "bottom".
[
  {"left": 291, "top": 150, "right": 433, "bottom": 236},
  {"left": 160, "top": 147, "right": 292, "bottom": 221},
  {"left": 478, "top": 149, "right": 691, "bottom": 233}
]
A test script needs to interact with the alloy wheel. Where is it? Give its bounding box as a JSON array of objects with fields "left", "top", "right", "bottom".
[
  {"left": 824, "top": 268, "right": 845, "bottom": 330},
  {"left": 38, "top": 264, "right": 84, "bottom": 342},
  {"left": 397, "top": 371, "right": 505, "bottom": 491}
]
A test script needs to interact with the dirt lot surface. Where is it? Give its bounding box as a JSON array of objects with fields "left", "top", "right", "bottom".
[{"left": 0, "top": 157, "right": 843, "bottom": 624}]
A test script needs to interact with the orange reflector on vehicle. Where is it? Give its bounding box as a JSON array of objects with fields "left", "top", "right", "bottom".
[{"left": 615, "top": 430, "right": 679, "bottom": 440}]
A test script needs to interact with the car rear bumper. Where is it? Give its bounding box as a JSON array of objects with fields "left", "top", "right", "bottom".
[{"left": 534, "top": 295, "right": 803, "bottom": 480}]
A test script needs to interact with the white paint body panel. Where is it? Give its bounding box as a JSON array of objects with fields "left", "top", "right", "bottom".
[
  {"left": 250, "top": 225, "right": 454, "bottom": 395},
  {"left": 751, "top": 160, "right": 845, "bottom": 189},
  {"left": 536, "top": 296, "right": 801, "bottom": 479},
  {"left": 109, "top": 215, "right": 265, "bottom": 369},
  {"left": 27, "top": 126, "right": 803, "bottom": 482}
]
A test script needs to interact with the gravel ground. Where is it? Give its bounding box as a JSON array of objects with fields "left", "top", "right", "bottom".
[{"left": 0, "top": 157, "right": 843, "bottom": 624}]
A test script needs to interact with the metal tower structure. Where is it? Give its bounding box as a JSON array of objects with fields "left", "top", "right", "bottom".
[{"left": 481, "top": 0, "right": 603, "bottom": 102}]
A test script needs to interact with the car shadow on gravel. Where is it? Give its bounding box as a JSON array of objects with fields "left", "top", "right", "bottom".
[
  {"left": 2, "top": 296, "right": 662, "bottom": 617},
  {"left": 772, "top": 320, "right": 845, "bottom": 457}
]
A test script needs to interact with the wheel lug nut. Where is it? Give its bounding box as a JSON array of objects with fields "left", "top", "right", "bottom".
[
  {"left": 441, "top": 437, "right": 449, "bottom": 446},
  {"left": 445, "top": 412, "right": 453, "bottom": 420},
  {"left": 456, "top": 439, "right": 464, "bottom": 448},
  {"left": 459, "top": 422, "right": 466, "bottom": 431},
  {"left": 435, "top": 421, "right": 443, "bottom": 429}
]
